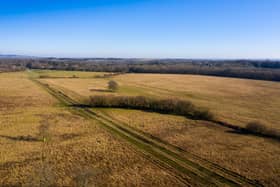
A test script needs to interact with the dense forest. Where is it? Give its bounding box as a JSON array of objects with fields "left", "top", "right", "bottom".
[{"left": 1, "top": 58, "right": 280, "bottom": 81}]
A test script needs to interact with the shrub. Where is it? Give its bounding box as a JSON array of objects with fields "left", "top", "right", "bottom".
[
  {"left": 89, "top": 95, "right": 213, "bottom": 120},
  {"left": 108, "top": 80, "right": 118, "bottom": 91},
  {"left": 39, "top": 75, "right": 50, "bottom": 78},
  {"left": 246, "top": 121, "right": 267, "bottom": 134},
  {"left": 246, "top": 121, "right": 280, "bottom": 139},
  {"left": 193, "top": 108, "right": 214, "bottom": 120}
]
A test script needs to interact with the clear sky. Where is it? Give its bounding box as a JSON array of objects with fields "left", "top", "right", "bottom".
[{"left": 0, "top": 0, "right": 279, "bottom": 58}]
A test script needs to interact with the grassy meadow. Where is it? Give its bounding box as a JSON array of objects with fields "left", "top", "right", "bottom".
[
  {"left": 33, "top": 70, "right": 280, "bottom": 186},
  {"left": 0, "top": 72, "right": 186, "bottom": 186},
  {"left": 39, "top": 71, "right": 280, "bottom": 129},
  {"left": 1, "top": 69, "right": 280, "bottom": 186},
  {"left": 99, "top": 108, "right": 280, "bottom": 186}
]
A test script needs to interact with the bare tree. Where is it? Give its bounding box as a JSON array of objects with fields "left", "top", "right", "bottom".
[{"left": 108, "top": 80, "right": 118, "bottom": 91}]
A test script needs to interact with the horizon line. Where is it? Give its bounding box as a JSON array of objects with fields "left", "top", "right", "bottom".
[{"left": 0, "top": 53, "right": 279, "bottom": 61}]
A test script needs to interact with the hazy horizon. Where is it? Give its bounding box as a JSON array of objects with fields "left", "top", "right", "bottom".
[
  {"left": 1, "top": 53, "right": 280, "bottom": 61},
  {"left": 1, "top": 0, "right": 280, "bottom": 59}
]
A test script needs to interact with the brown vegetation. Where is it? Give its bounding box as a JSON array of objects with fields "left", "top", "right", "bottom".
[
  {"left": 0, "top": 72, "right": 186, "bottom": 186},
  {"left": 41, "top": 72, "right": 280, "bottom": 130},
  {"left": 89, "top": 95, "right": 213, "bottom": 120},
  {"left": 39, "top": 75, "right": 79, "bottom": 79},
  {"left": 101, "top": 109, "right": 280, "bottom": 186},
  {"left": 108, "top": 80, "right": 119, "bottom": 91},
  {"left": 245, "top": 121, "right": 280, "bottom": 139},
  {"left": 27, "top": 70, "right": 280, "bottom": 186}
]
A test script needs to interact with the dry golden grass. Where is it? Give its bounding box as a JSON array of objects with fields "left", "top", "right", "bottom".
[
  {"left": 0, "top": 72, "right": 186, "bottom": 186},
  {"left": 32, "top": 69, "right": 105, "bottom": 78},
  {"left": 42, "top": 78, "right": 112, "bottom": 97},
  {"left": 102, "top": 108, "right": 280, "bottom": 187},
  {"left": 33, "top": 70, "right": 280, "bottom": 186},
  {"left": 40, "top": 72, "right": 280, "bottom": 129},
  {"left": 114, "top": 73, "right": 280, "bottom": 129}
]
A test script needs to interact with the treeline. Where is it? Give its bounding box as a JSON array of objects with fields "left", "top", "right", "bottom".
[
  {"left": 88, "top": 95, "right": 280, "bottom": 140},
  {"left": 245, "top": 121, "right": 280, "bottom": 140},
  {"left": 89, "top": 95, "right": 213, "bottom": 120},
  {"left": 128, "top": 64, "right": 280, "bottom": 81},
  {"left": 1, "top": 58, "right": 280, "bottom": 81},
  {"left": 0, "top": 59, "right": 26, "bottom": 72}
]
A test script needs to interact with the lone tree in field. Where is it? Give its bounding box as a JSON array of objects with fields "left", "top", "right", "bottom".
[{"left": 108, "top": 80, "right": 119, "bottom": 91}]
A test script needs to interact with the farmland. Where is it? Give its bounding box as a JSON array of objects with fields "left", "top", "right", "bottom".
[
  {"left": 0, "top": 72, "right": 187, "bottom": 186},
  {"left": 1, "top": 70, "right": 280, "bottom": 186},
  {"left": 39, "top": 71, "right": 280, "bottom": 129}
]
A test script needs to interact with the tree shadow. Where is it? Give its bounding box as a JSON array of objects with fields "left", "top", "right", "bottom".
[
  {"left": 226, "top": 129, "right": 250, "bottom": 135},
  {"left": 0, "top": 135, "right": 41, "bottom": 142},
  {"left": 225, "top": 129, "right": 280, "bottom": 142}
]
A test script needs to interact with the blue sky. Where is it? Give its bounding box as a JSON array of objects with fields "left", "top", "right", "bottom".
[{"left": 0, "top": 0, "right": 279, "bottom": 58}]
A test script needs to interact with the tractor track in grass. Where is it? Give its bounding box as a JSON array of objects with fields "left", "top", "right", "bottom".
[
  {"left": 98, "top": 111, "right": 264, "bottom": 186},
  {"left": 31, "top": 77, "right": 263, "bottom": 187}
]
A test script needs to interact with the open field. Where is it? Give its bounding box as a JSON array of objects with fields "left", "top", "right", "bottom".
[
  {"left": 33, "top": 70, "right": 280, "bottom": 186},
  {"left": 100, "top": 108, "right": 280, "bottom": 186},
  {"left": 2, "top": 1, "right": 280, "bottom": 186},
  {"left": 0, "top": 72, "right": 187, "bottom": 186},
  {"left": 39, "top": 71, "right": 280, "bottom": 129},
  {"left": 115, "top": 74, "right": 280, "bottom": 129},
  {"left": 34, "top": 76, "right": 263, "bottom": 186},
  {"left": 1, "top": 70, "right": 280, "bottom": 186}
]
